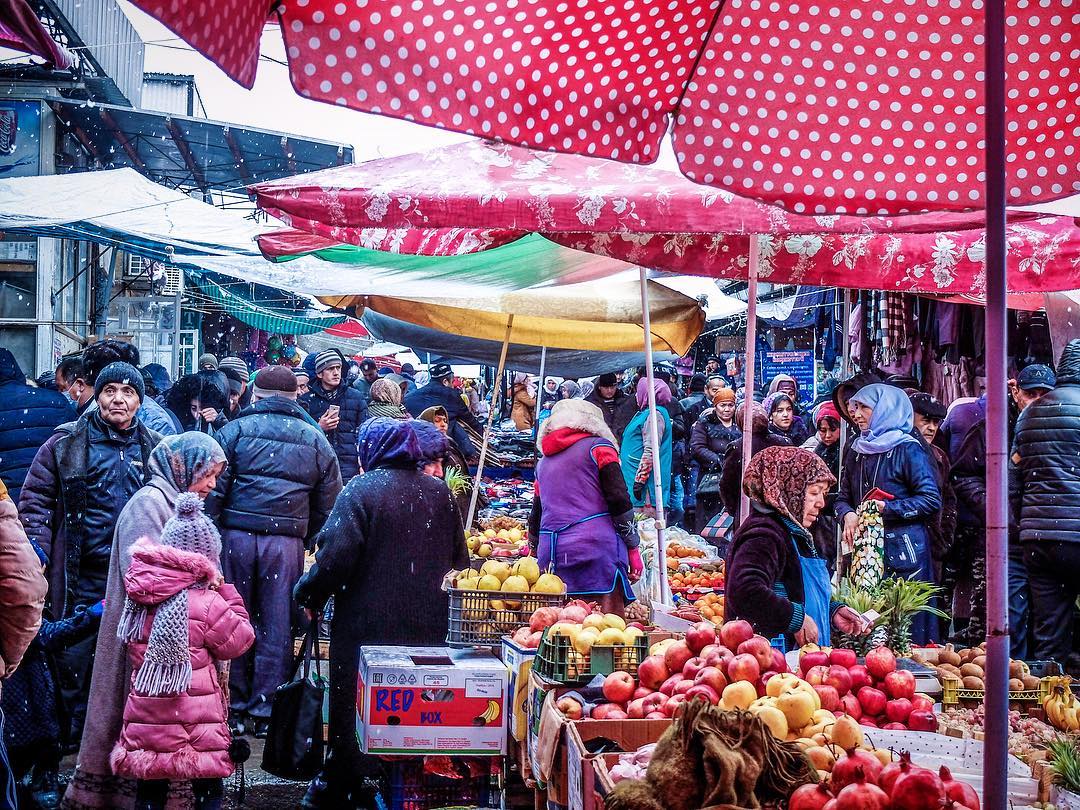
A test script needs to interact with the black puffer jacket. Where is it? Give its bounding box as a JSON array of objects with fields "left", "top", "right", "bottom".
[
  {"left": 301, "top": 380, "right": 368, "bottom": 480},
  {"left": 207, "top": 396, "right": 343, "bottom": 543},
  {"left": 690, "top": 410, "right": 741, "bottom": 472},
  {"left": 0, "top": 349, "right": 75, "bottom": 502},
  {"left": 1011, "top": 339, "right": 1080, "bottom": 544}
]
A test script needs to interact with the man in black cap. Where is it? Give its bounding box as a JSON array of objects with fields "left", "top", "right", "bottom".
[
  {"left": 704, "top": 355, "right": 721, "bottom": 377},
  {"left": 398, "top": 362, "right": 418, "bottom": 394},
  {"left": 584, "top": 372, "right": 629, "bottom": 433},
  {"left": 351, "top": 357, "right": 380, "bottom": 407},
  {"left": 209, "top": 365, "right": 342, "bottom": 737},
  {"left": 405, "top": 362, "right": 484, "bottom": 457},
  {"left": 19, "top": 361, "right": 161, "bottom": 739}
]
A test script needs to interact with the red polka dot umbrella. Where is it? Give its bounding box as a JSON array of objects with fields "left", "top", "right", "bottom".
[{"left": 128, "top": 0, "right": 1079, "bottom": 214}]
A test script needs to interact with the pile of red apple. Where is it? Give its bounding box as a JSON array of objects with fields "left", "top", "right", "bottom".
[
  {"left": 557, "top": 619, "right": 786, "bottom": 721},
  {"left": 797, "top": 645, "right": 938, "bottom": 732}
]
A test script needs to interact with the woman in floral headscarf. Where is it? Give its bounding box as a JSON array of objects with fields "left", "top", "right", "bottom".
[
  {"left": 66, "top": 432, "right": 227, "bottom": 810},
  {"left": 725, "top": 446, "right": 867, "bottom": 648}
]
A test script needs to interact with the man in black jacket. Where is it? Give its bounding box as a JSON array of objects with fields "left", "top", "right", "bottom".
[
  {"left": 209, "top": 366, "right": 342, "bottom": 735},
  {"left": 1011, "top": 346, "right": 1079, "bottom": 663},
  {"left": 583, "top": 372, "right": 628, "bottom": 432},
  {"left": 405, "top": 363, "right": 484, "bottom": 457},
  {"left": 953, "top": 363, "right": 1054, "bottom": 654},
  {"left": 19, "top": 362, "right": 159, "bottom": 740},
  {"left": 0, "top": 349, "right": 76, "bottom": 503},
  {"left": 301, "top": 349, "right": 368, "bottom": 481}
]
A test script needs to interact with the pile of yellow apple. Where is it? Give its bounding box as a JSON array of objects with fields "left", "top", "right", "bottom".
[
  {"left": 467, "top": 524, "right": 528, "bottom": 558},
  {"left": 544, "top": 604, "right": 647, "bottom": 654},
  {"left": 452, "top": 558, "right": 565, "bottom": 609}
]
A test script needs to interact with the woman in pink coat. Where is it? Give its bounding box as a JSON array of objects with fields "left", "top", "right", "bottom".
[{"left": 111, "top": 493, "right": 254, "bottom": 810}]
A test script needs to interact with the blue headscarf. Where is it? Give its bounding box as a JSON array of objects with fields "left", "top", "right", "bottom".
[
  {"left": 357, "top": 417, "right": 422, "bottom": 471},
  {"left": 411, "top": 419, "right": 449, "bottom": 464},
  {"left": 148, "top": 431, "right": 227, "bottom": 496},
  {"left": 849, "top": 384, "right": 920, "bottom": 454}
]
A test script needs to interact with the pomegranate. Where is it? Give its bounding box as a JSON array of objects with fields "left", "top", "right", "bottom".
[
  {"left": 831, "top": 748, "right": 884, "bottom": 791},
  {"left": 788, "top": 782, "right": 834, "bottom": 810},
  {"left": 879, "top": 751, "right": 914, "bottom": 794},
  {"left": 940, "top": 766, "right": 981, "bottom": 810},
  {"left": 891, "top": 765, "right": 946, "bottom": 810},
  {"left": 833, "top": 766, "right": 890, "bottom": 810},
  {"left": 907, "top": 709, "right": 939, "bottom": 732}
]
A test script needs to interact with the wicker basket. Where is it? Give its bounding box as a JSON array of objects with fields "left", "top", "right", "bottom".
[
  {"left": 446, "top": 587, "right": 564, "bottom": 648},
  {"left": 533, "top": 630, "right": 649, "bottom": 686}
]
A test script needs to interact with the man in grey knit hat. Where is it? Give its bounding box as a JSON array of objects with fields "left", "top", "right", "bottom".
[{"left": 208, "top": 365, "right": 342, "bottom": 737}]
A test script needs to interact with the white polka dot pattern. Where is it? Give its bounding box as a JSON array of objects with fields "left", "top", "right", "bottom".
[
  {"left": 131, "top": 0, "right": 1080, "bottom": 214},
  {"left": 673, "top": 0, "right": 1080, "bottom": 214},
  {"left": 132, "top": 0, "right": 267, "bottom": 87},
  {"left": 275, "top": 0, "right": 720, "bottom": 160}
]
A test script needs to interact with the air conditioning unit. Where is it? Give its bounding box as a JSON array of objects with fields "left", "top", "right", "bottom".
[
  {"left": 158, "top": 264, "right": 183, "bottom": 297},
  {"left": 123, "top": 252, "right": 146, "bottom": 280}
]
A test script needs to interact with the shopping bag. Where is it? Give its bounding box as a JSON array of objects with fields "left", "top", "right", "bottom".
[{"left": 261, "top": 617, "right": 325, "bottom": 780}]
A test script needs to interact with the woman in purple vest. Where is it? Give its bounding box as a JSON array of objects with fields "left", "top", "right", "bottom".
[{"left": 528, "top": 399, "right": 644, "bottom": 615}]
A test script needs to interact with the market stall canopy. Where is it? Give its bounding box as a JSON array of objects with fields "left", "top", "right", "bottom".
[
  {"left": 252, "top": 141, "right": 999, "bottom": 238},
  {"left": 361, "top": 309, "right": 677, "bottom": 378},
  {"left": 0, "top": 168, "right": 265, "bottom": 260},
  {"left": 188, "top": 272, "right": 346, "bottom": 335},
  {"left": 127, "top": 0, "right": 1080, "bottom": 214},
  {"left": 192, "top": 233, "right": 705, "bottom": 353},
  {"left": 250, "top": 143, "right": 1080, "bottom": 297}
]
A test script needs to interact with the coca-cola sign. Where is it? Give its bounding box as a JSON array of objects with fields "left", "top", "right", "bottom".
[
  {"left": 0, "top": 102, "right": 40, "bottom": 178},
  {"left": 0, "top": 107, "right": 16, "bottom": 156}
]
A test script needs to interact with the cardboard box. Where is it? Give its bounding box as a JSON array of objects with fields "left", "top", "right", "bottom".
[
  {"left": 502, "top": 636, "right": 539, "bottom": 743},
  {"left": 565, "top": 717, "right": 671, "bottom": 810},
  {"left": 356, "top": 646, "right": 506, "bottom": 755}
]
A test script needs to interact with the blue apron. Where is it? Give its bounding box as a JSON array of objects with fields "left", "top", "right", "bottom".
[{"left": 793, "top": 537, "right": 832, "bottom": 647}]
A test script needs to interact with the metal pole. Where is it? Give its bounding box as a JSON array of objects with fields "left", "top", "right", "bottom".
[
  {"left": 638, "top": 267, "right": 670, "bottom": 604},
  {"left": 739, "top": 239, "right": 760, "bottom": 523},
  {"left": 466, "top": 315, "right": 514, "bottom": 529},
  {"left": 983, "top": 1, "right": 1009, "bottom": 808},
  {"left": 533, "top": 345, "right": 547, "bottom": 446},
  {"left": 836, "top": 289, "right": 853, "bottom": 571}
]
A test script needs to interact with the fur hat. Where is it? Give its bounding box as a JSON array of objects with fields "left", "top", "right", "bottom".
[{"left": 537, "top": 399, "right": 617, "bottom": 450}]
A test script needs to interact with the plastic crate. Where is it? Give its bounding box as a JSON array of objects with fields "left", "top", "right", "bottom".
[
  {"left": 941, "top": 673, "right": 1050, "bottom": 706},
  {"left": 446, "top": 587, "right": 564, "bottom": 648},
  {"left": 532, "top": 630, "right": 648, "bottom": 686},
  {"left": 383, "top": 757, "right": 501, "bottom": 810}
]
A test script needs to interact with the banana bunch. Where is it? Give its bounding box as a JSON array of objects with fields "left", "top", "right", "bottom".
[
  {"left": 473, "top": 699, "right": 501, "bottom": 726},
  {"left": 1043, "top": 679, "right": 1080, "bottom": 731}
]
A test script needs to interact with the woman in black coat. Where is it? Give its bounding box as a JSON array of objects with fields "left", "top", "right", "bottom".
[
  {"left": 690, "top": 388, "right": 740, "bottom": 532},
  {"left": 835, "top": 384, "right": 942, "bottom": 644},
  {"left": 725, "top": 446, "right": 867, "bottom": 647},
  {"left": 165, "top": 370, "right": 229, "bottom": 433},
  {"left": 293, "top": 418, "right": 468, "bottom": 808}
]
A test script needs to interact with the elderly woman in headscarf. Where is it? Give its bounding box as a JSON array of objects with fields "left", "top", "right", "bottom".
[
  {"left": 365, "top": 377, "right": 409, "bottom": 421},
  {"left": 293, "top": 419, "right": 468, "bottom": 808},
  {"left": 835, "top": 383, "right": 942, "bottom": 643},
  {"left": 619, "top": 377, "right": 674, "bottom": 514},
  {"left": 719, "top": 401, "right": 793, "bottom": 524},
  {"left": 726, "top": 446, "right": 868, "bottom": 647},
  {"left": 65, "top": 432, "right": 227, "bottom": 810}
]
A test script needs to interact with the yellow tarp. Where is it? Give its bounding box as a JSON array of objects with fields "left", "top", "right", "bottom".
[{"left": 320, "top": 276, "right": 704, "bottom": 355}]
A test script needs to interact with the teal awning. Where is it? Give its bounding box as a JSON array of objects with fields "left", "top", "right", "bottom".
[{"left": 188, "top": 272, "right": 345, "bottom": 335}]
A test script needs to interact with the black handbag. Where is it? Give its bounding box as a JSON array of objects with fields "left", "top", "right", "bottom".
[
  {"left": 696, "top": 472, "right": 722, "bottom": 497},
  {"left": 261, "top": 617, "right": 326, "bottom": 781}
]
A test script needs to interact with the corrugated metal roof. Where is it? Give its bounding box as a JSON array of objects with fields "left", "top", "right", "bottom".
[
  {"left": 50, "top": 100, "right": 353, "bottom": 191},
  {"left": 142, "top": 74, "right": 197, "bottom": 117},
  {"left": 45, "top": 0, "right": 144, "bottom": 106}
]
